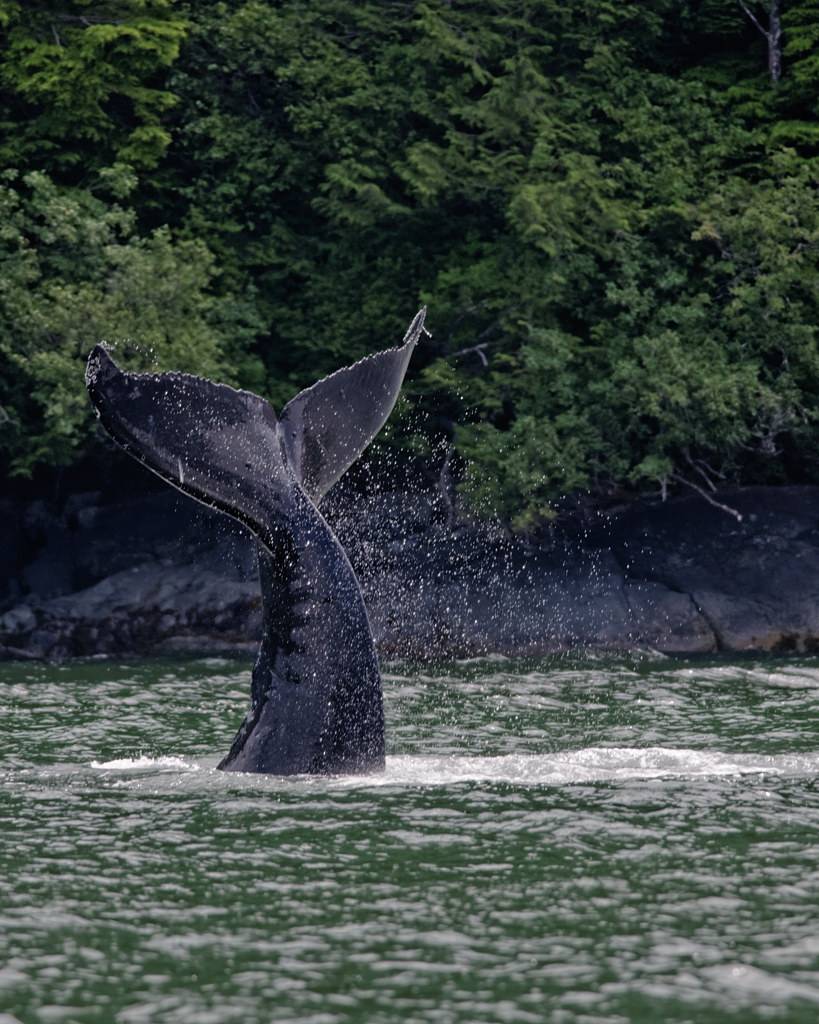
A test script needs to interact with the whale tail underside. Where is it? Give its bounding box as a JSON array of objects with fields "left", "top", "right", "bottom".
[
  {"left": 85, "top": 344, "right": 290, "bottom": 548},
  {"left": 86, "top": 307, "right": 426, "bottom": 513},
  {"left": 84, "top": 309, "right": 425, "bottom": 775}
]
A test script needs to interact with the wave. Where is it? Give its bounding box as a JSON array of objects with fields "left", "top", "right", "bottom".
[
  {"left": 90, "top": 755, "right": 198, "bottom": 772},
  {"left": 363, "top": 747, "right": 819, "bottom": 786},
  {"left": 88, "top": 746, "right": 819, "bottom": 787}
]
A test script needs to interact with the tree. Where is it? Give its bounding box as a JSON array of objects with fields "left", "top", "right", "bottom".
[
  {"left": 0, "top": 168, "right": 262, "bottom": 475},
  {"left": 0, "top": 0, "right": 188, "bottom": 176},
  {"left": 2, "top": 0, "right": 818, "bottom": 531}
]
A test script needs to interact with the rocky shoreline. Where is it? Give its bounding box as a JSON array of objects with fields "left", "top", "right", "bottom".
[{"left": 1, "top": 483, "right": 818, "bottom": 662}]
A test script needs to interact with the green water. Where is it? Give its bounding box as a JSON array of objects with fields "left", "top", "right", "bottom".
[{"left": 1, "top": 655, "right": 819, "bottom": 1024}]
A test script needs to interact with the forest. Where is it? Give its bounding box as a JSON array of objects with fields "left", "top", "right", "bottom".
[{"left": 1, "top": 0, "right": 817, "bottom": 529}]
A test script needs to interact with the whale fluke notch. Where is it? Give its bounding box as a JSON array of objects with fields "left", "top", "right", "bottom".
[{"left": 281, "top": 307, "right": 427, "bottom": 503}]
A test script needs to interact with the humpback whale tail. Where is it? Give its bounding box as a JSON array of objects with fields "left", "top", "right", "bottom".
[
  {"left": 85, "top": 307, "right": 426, "bottom": 520},
  {"left": 85, "top": 309, "right": 426, "bottom": 774}
]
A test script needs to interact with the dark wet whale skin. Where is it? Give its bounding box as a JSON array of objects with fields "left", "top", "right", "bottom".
[
  {"left": 218, "top": 484, "right": 384, "bottom": 774},
  {"left": 85, "top": 312, "right": 423, "bottom": 774}
]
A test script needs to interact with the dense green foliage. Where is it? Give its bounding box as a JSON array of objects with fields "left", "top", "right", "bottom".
[{"left": 1, "top": 1, "right": 818, "bottom": 526}]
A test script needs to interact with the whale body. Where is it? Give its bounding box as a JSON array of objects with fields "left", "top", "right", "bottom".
[{"left": 85, "top": 309, "right": 426, "bottom": 774}]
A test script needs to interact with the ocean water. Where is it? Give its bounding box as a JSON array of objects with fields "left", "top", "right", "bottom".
[{"left": 1, "top": 654, "right": 818, "bottom": 1023}]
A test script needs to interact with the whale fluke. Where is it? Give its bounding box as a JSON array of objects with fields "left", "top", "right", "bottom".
[
  {"left": 85, "top": 345, "right": 288, "bottom": 551},
  {"left": 85, "top": 311, "right": 424, "bottom": 774},
  {"left": 281, "top": 306, "right": 426, "bottom": 503}
]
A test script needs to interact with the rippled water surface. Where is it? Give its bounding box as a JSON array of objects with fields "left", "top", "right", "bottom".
[{"left": 2, "top": 654, "right": 819, "bottom": 1023}]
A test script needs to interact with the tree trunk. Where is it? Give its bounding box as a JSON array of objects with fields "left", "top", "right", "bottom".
[
  {"left": 768, "top": 0, "right": 782, "bottom": 83},
  {"left": 739, "top": 0, "right": 783, "bottom": 84}
]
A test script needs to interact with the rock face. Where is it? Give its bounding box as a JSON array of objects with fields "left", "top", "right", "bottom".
[{"left": 1, "top": 484, "right": 817, "bottom": 661}]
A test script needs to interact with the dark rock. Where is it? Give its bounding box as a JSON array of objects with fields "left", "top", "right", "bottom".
[
  {"left": 1, "top": 484, "right": 818, "bottom": 660},
  {"left": 0, "top": 604, "right": 37, "bottom": 635},
  {"left": 0, "top": 500, "right": 25, "bottom": 610}
]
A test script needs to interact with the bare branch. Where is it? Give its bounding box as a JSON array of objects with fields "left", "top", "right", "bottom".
[
  {"left": 671, "top": 473, "right": 744, "bottom": 522},
  {"left": 684, "top": 449, "right": 717, "bottom": 492},
  {"left": 738, "top": 1, "right": 770, "bottom": 39},
  {"left": 450, "top": 342, "right": 489, "bottom": 367},
  {"left": 694, "top": 457, "right": 726, "bottom": 481}
]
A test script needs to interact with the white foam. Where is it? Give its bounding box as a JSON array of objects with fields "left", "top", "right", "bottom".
[
  {"left": 91, "top": 755, "right": 198, "bottom": 772},
  {"left": 340, "top": 746, "right": 819, "bottom": 788},
  {"left": 87, "top": 747, "right": 819, "bottom": 788}
]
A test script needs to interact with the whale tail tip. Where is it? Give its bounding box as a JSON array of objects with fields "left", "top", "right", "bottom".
[{"left": 85, "top": 343, "right": 117, "bottom": 391}]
